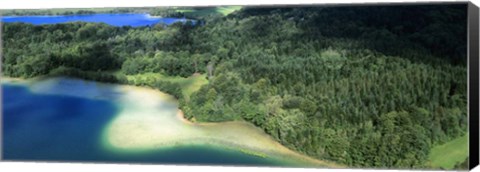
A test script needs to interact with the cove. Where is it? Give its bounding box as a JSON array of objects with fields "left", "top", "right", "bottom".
[
  {"left": 1, "top": 78, "right": 328, "bottom": 167},
  {"left": 0, "top": 13, "right": 192, "bottom": 27}
]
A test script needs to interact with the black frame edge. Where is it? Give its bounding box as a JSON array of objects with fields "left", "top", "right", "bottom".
[
  {"left": 469, "top": 1, "right": 479, "bottom": 171},
  {"left": 0, "top": 12, "right": 4, "bottom": 162}
]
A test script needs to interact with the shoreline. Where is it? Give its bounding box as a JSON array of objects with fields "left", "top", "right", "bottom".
[
  {"left": 2, "top": 76, "right": 27, "bottom": 83},
  {"left": 2, "top": 76, "right": 48, "bottom": 84},
  {"left": 173, "top": 109, "right": 340, "bottom": 167},
  {"left": 176, "top": 110, "right": 194, "bottom": 125},
  {"left": 4, "top": 76, "right": 342, "bottom": 168},
  {"left": 104, "top": 82, "right": 342, "bottom": 168}
]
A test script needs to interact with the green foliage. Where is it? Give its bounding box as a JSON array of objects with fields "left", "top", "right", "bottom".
[
  {"left": 48, "top": 67, "right": 127, "bottom": 84},
  {"left": 453, "top": 157, "right": 469, "bottom": 170},
  {"left": 428, "top": 134, "right": 468, "bottom": 170},
  {"left": 1, "top": 5, "right": 468, "bottom": 169},
  {"left": 153, "top": 80, "right": 183, "bottom": 99}
]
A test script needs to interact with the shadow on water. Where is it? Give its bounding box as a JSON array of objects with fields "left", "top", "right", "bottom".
[{"left": 3, "top": 84, "right": 120, "bottom": 161}]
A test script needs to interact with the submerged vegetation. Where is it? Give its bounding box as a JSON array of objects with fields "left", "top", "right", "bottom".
[
  {"left": 239, "top": 149, "right": 268, "bottom": 158},
  {"left": 1, "top": 4, "right": 468, "bottom": 169}
]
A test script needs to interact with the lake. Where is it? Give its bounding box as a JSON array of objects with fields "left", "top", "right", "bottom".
[
  {"left": 1, "top": 78, "right": 308, "bottom": 167},
  {"left": 0, "top": 13, "right": 192, "bottom": 27}
]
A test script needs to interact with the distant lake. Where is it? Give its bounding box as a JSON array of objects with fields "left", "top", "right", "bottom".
[
  {"left": 1, "top": 78, "right": 289, "bottom": 166},
  {"left": 0, "top": 13, "right": 192, "bottom": 27}
]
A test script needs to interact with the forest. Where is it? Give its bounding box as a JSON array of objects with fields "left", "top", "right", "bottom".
[
  {"left": 1, "top": 4, "right": 468, "bottom": 169},
  {"left": 0, "top": 6, "right": 230, "bottom": 19}
]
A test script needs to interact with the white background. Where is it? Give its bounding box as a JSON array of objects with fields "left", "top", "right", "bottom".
[{"left": 0, "top": 0, "right": 478, "bottom": 172}]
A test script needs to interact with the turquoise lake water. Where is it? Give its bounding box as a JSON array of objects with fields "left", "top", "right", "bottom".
[
  {"left": 1, "top": 13, "right": 192, "bottom": 27},
  {"left": 1, "top": 80, "right": 285, "bottom": 166}
]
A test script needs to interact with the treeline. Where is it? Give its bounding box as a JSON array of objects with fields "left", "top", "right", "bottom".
[
  {"left": 1, "top": 21, "right": 197, "bottom": 77},
  {"left": 48, "top": 67, "right": 127, "bottom": 84},
  {"left": 1, "top": 7, "right": 178, "bottom": 17},
  {"left": 2, "top": 21, "right": 192, "bottom": 99},
  {"left": 1, "top": 7, "right": 205, "bottom": 19},
  {"left": 0, "top": 8, "right": 138, "bottom": 16},
  {"left": 1, "top": 4, "right": 468, "bottom": 169},
  {"left": 149, "top": 9, "right": 185, "bottom": 18},
  {"left": 1, "top": 9, "right": 97, "bottom": 16}
]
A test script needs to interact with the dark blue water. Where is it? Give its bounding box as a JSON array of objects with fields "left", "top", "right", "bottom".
[
  {"left": 2, "top": 83, "right": 284, "bottom": 166},
  {"left": 1, "top": 13, "right": 191, "bottom": 27}
]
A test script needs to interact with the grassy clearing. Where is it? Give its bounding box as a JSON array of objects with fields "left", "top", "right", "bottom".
[
  {"left": 176, "top": 9, "right": 196, "bottom": 13},
  {"left": 125, "top": 72, "right": 208, "bottom": 100},
  {"left": 428, "top": 134, "right": 468, "bottom": 169},
  {"left": 216, "top": 6, "right": 243, "bottom": 15},
  {"left": 175, "top": 6, "right": 242, "bottom": 17}
]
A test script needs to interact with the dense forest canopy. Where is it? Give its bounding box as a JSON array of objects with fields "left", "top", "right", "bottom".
[{"left": 1, "top": 4, "right": 468, "bottom": 169}]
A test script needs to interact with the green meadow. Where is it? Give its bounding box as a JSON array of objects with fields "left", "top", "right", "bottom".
[
  {"left": 175, "top": 6, "right": 242, "bottom": 17},
  {"left": 125, "top": 72, "right": 208, "bottom": 100},
  {"left": 428, "top": 134, "right": 468, "bottom": 169}
]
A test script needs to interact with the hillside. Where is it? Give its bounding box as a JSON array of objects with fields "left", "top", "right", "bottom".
[{"left": 1, "top": 4, "right": 468, "bottom": 169}]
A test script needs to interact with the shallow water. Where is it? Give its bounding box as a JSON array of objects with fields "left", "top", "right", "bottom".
[
  {"left": 1, "top": 78, "right": 288, "bottom": 166},
  {"left": 1, "top": 13, "right": 191, "bottom": 27}
]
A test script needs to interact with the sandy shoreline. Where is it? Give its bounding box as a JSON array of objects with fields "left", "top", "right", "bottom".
[
  {"left": 102, "top": 81, "right": 342, "bottom": 168},
  {"left": 4, "top": 76, "right": 341, "bottom": 168},
  {"left": 2, "top": 76, "right": 27, "bottom": 83},
  {"left": 177, "top": 110, "right": 194, "bottom": 125}
]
